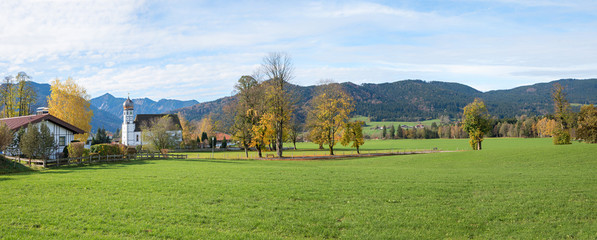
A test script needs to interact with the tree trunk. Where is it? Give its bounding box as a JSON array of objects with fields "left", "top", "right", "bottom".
[
  {"left": 329, "top": 145, "right": 334, "bottom": 156},
  {"left": 293, "top": 140, "right": 297, "bottom": 150},
  {"left": 276, "top": 126, "right": 283, "bottom": 158},
  {"left": 478, "top": 140, "right": 482, "bottom": 150},
  {"left": 244, "top": 147, "right": 249, "bottom": 158},
  {"left": 318, "top": 143, "right": 323, "bottom": 150},
  {"left": 257, "top": 148, "right": 262, "bottom": 158},
  {"left": 356, "top": 146, "right": 360, "bottom": 154}
]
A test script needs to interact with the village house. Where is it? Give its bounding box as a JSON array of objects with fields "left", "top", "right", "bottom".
[{"left": 0, "top": 108, "right": 85, "bottom": 159}]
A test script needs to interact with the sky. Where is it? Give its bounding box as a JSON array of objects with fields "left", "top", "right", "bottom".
[{"left": 1, "top": 0, "right": 596, "bottom": 102}]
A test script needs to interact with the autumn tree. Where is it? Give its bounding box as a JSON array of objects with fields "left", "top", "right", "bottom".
[
  {"left": 47, "top": 77, "right": 93, "bottom": 142},
  {"left": 141, "top": 115, "right": 180, "bottom": 153},
  {"left": 577, "top": 104, "right": 597, "bottom": 143},
  {"left": 536, "top": 117, "right": 557, "bottom": 137},
  {"left": 251, "top": 112, "right": 275, "bottom": 158},
  {"left": 462, "top": 98, "right": 491, "bottom": 150},
  {"left": 232, "top": 75, "right": 263, "bottom": 157},
  {"left": 15, "top": 72, "right": 37, "bottom": 116},
  {"left": 178, "top": 112, "right": 195, "bottom": 147},
  {"left": 307, "top": 81, "right": 353, "bottom": 155},
  {"left": 259, "top": 52, "right": 294, "bottom": 157},
  {"left": 340, "top": 121, "right": 365, "bottom": 154},
  {"left": 552, "top": 83, "right": 572, "bottom": 144},
  {"left": 1, "top": 72, "right": 37, "bottom": 118}
]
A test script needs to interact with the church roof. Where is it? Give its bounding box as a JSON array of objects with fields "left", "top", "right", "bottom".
[
  {"left": 0, "top": 114, "right": 85, "bottom": 134},
  {"left": 134, "top": 114, "right": 182, "bottom": 132},
  {"left": 123, "top": 97, "right": 134, "bottom": 110}
]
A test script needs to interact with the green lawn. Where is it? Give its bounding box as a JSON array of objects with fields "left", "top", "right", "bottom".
[
  {"left": 352, "top": 116, "right": 441, "bottom": 136},
  {"left": 1, "top": 138, "right": 596, "bottom": 239}
]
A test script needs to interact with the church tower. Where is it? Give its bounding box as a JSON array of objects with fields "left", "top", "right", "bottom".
[{"left": 122, "top": 97, "right": 135, "bottom": 146}]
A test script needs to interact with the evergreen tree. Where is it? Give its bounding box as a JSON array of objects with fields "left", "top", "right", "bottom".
[
  {"left": 389, "top": 125, "right": 395, "bottom": 139},
  {"left": 396, "top": 126, "right": 404, "bottom": 139},
  {"left": 38, "top": 123, "right": 56, "bottom": 160},
  {"left": 382, "top": 125, "right": 387, "bottom": 139}
]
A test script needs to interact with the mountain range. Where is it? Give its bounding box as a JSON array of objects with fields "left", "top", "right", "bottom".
[
  {"left": 14, "top": 78, "right": 597, "bottom": 133},
  {"left": 170, "top": 78, "right": 597, "bottom": 125}
]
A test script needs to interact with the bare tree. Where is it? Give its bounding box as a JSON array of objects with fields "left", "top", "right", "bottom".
[{"left": 259, "top": 52, "right": 294, "bottom": 157}]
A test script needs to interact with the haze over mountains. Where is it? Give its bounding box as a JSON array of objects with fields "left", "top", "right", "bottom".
[{"left": 22, "top": 78, "right": 597, "bottom": 133}]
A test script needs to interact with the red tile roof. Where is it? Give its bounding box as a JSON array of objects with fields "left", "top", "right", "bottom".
[{"left": 0, "top": 114, "right": 85, "bottom": 134}]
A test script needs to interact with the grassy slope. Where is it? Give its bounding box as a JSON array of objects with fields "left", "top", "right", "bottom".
[{"left": 1, "top": 138, "right": 596, "bottom": 239}]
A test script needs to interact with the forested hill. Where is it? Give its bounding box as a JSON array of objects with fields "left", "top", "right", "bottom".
[{"left": 171, "top": 78, "right": 597, "bottom": 123}]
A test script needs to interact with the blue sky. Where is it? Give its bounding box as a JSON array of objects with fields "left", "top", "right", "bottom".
[{"left": 1, "top": 0, "right": 596, "bottom": 102}]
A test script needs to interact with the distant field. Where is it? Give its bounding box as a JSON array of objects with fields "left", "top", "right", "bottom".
[
  {"left": 352, "top": 116, "right": 441, "bottom": 136},
  {"left": 1, "top": 138, "right": 596, "bottom": 239}
]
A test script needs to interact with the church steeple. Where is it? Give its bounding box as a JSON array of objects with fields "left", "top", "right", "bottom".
[{"left": 122, "top": 96, "right": 135, "bottom": 145}]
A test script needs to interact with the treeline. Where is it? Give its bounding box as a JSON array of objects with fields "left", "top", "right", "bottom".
[{"left": 371, "top": 116, "right": 561, "bottom": 140}]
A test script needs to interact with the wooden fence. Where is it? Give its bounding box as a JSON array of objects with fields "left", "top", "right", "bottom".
[{"left": 10, "top": 153, "right": 187, "bottom": 168}]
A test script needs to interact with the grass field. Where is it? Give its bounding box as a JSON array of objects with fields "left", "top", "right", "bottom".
[
  {"left": 352, "top": 116, "right": 441, "bottom": 136},
  {"left": 1, "top": 138, "right": 596, "bottom": 239}
]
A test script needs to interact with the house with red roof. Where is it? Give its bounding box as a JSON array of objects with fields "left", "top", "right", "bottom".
[{"left": 0, "top": 110, "right": 85, "bottom": 159}]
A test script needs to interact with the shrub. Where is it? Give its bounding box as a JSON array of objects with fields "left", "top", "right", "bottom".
[
  {"left": 552, "top": 129, "right": 571, "bottom": 145},
  {"left": 62, "top": 145, "right": 69, "bottom": 158},
  {"left": 68, "top": 142, "right": 86, "bottom": 158},
  {"left": 90, "top": 144, "right": 121, "bottom": 156}
]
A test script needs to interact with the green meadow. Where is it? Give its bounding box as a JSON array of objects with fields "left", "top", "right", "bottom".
[
  {"left": 1, "top": 138, "right": 596, "bottom": 239},
  {"left": 351, "top": 116, "right": 441, "bottom": 136}
]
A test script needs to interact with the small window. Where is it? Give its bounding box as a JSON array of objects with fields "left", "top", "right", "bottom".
[
  {"left": 59, "top": 136, "right": 66, "bottom": 146},
  {"left": 136, "top": 135, "right": 139, "bottom": 142}
]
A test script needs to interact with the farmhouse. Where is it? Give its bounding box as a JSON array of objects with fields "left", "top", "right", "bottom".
[
  {"left": 121, "top": 97, "right": 183, "bottom": 146},
  {"left": 0, "top": 109, "right": 85, "bottom": 159}
]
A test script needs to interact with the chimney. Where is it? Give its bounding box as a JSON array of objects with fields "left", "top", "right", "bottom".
[{"left": 36, "top": 107, "right": 49, "bottom": 115}]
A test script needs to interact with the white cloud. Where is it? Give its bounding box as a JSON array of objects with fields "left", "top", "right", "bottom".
[{"left": 0, "top": 0, "right": 595, "bottom": 102}]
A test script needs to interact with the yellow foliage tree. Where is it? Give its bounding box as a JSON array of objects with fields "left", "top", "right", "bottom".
[
  {"left": 251, "top": 112, "right": 275, "bottom": 158},
  {"left": 307, "top": 81, "right": 353, "bottom": 155},
  {"left": 47, "top": 77, "right": 93, "bottom": 142},
  {"left": 340, "top": 121, "right": 365, "bottom": 154},
  {"left": 536, "top": 117, "right": 557, "bottom": 137}
]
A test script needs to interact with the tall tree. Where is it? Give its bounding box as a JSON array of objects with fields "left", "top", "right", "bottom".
[
  {"left": 0, "top": 76, "right": 16, "bottom": 118},
  {"left": 232, "top": 75, "right": 262, "bottom": 157},
  {"left": 47, "top": 77, "right": 93, "bottom": 142},
  {"left": 577, "top": 104, "right": 597, "bottom": 143},
  {"left": 260, "top": 52, "right": 294, "bottom": 157},
  {"left": 462, "top": 98, "right": 491, "bottom": 150},
  {"left": 552, "top": 83, "right": 572, "bottom": 144},
  {"left": 340, "top": 121, "right": 365, "bottom": 154},
  {"left": 382, "top": 125, "right": 387, "bottom": 139},
  {"left": 1, "top": 72, "right": 36, "bottom": 118},
  {"left": 15, "top": 72, "right": 37, "bottom": 116},
  {"left": 307, "top": 81, "right": 353, "bottom": 155}
]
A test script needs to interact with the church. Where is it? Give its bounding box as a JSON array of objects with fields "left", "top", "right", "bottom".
[{"left": 121, "top": 97, "right": 183, "bottom": 146}]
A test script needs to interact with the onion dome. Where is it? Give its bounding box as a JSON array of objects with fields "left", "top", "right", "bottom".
[{"left": 123, "top": 97, "right": 134, "bottom": 110}]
